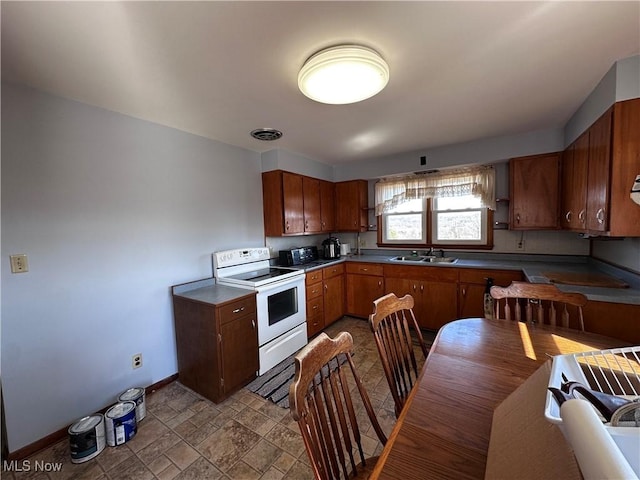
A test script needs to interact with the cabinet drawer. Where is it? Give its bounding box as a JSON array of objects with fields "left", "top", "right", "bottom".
[
  {"left": 219, "top": 295, "right": 257, "bottom": 322},
  {"left": 307, "top": 297, "right": 324, "bottom": 318},
  {"left": 323, "top": 263, "right": 345, "bottom": 279},
  {"left": 306, "top": 282, "right": 324, "bottom": 300},
  {"left": 306, "top": 269, "right": 323, "bottom": 284},
  {"left": 458, "top": 268, "right": 522, "bottom": 286},
  {"left": 346, "top": 262, "right": 383, "bottom": 276}
]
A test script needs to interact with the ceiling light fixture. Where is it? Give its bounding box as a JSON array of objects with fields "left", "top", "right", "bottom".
[{"left": 298, "top": 45, "right": 389, "bottom": 105}]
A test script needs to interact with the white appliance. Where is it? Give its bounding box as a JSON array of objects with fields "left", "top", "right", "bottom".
[{"left": 213, "top": 248, "right": 307, "bottom": 375}]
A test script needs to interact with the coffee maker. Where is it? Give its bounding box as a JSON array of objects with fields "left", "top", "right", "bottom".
[{"left": 322, "top": 236, "right": 341, "bottom": 259}]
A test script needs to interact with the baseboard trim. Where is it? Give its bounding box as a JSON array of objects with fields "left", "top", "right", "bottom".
[{"left": 6, "top": 373, "right": 179, "bottom": 461}]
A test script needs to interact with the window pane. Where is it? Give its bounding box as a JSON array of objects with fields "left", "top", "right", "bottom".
[
  {"left": 389, "top": 198, "right": 423, "bottom": 213},
  {"left": 436, "top": 211, "right": 482, "bottom": 240},
  {"left": 386, "top": 213, "right": 423, "bottom": 240},
  {"left": 434, "top": 195, "right": 481, "bottom": 210}
]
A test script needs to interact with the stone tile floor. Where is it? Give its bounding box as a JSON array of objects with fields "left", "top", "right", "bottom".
[{"left": 3, "top": 317, "right": 432, "bottom": 480}]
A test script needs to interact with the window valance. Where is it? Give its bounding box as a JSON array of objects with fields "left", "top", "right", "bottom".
[{"left": 374, "top": 165, "right": 495, "bottom": 215}]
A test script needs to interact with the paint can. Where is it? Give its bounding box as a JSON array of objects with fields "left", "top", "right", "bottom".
[
  {"left": 68, "top": 414, "right": 105, "bottom": 463},
  {"left": 104, "top": 401, "right": 137, "bottom": 446},
  {"left": 118, "top": 387, "right": 146, "bottom": 422}
]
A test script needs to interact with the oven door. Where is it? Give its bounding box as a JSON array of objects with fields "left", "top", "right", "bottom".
[{"left": 255, "top": 274, "right": 306, "bottom": 346}]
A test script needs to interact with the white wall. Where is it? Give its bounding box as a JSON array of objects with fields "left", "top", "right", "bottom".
[
  {"left": 334, "top": 127, "right": 564, "bottom": 182},
  {"left": 261, "top": 148, "right": 335, "bottom": 181},
  {"left": 1, "top": 83, "right": 264, "bottom": 452},
  {"left": 592, "top": 238, "right": 640, "bottom": 273}
]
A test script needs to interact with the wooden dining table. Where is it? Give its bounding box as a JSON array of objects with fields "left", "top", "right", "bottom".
[{"left": 369, "top": 317, "right": 628, "bottom": 480}]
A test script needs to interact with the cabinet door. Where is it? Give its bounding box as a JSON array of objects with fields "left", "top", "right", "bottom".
[
  {"left": 219, "top": 315, "right": 259, "bottom": 395},
  {"left": 335, "top": 180, "right": 368, "bottom": 232},
  {"left": 320, "top": 180, "right": 336, "bottom": 233},
  {"left": 561, "top": 135, "right": 589, "bottom": 231},
  {"left": 586, "top": 108, "right": 612, "bottom": 232},
  {"left": 346, "top": 274, "right": 384, "bottom": 318},
  {"left": 324, "top": 274, "right": 345, "bottom": 326},
  {"left": 302, "top": 176, "right": 322, "bottom": 233},
  {"left": 282, "top": 172, "right": 305, "bottom": 234},
  {"left": 609, "top": 98, "right": 640, "bottom": 236},
  {"left": 419, "top": 281, "right": 458, "bottom": 331},
  {"left": 458, "top": 283, "right": 486, "bottom": 319},
  {"left": 510, "top": 153, "right": 560, "bottom": 229}
]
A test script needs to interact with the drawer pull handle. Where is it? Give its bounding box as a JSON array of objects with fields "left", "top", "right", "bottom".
[
  {"left": 313, "top": 305, "right": 319, "bottom": 310},
  {"left": 565, "top": 211, "right": 572, "bottom": 223},
  {"left": 232, "top": 307, "right": 245, "bottom": 313},
  {"left": 579, "top": 209, "right": 586, "bottom": 224},
  {"left": 251, "top": 319, "right": 256, "bottom": 329},
  {"left": 596, "top": 208, "right": 605, "bottom": 225}
]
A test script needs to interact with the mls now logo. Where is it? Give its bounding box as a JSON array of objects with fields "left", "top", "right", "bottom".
[{"left": 3, "top": 460, "right": 63, "bottom": 472}]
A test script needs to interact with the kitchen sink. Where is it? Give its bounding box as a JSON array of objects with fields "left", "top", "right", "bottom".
[
  {"left": 424, "top": 256, "right": 458, "bottom": 263},
  {"left": 391, "top": 256, "right": 430, "bottom": 262},
  {"left": 390, "top": 256, "right": 458, "bottom": 264}
]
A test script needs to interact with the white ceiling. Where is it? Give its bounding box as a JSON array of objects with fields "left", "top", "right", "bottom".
[{"left": 2, "top": 1, "right": 638, "bottom": 166}]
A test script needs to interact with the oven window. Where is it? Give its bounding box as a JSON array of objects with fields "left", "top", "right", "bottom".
[{"left": 268, "top": 287, "right": 298, "bottom": 326}]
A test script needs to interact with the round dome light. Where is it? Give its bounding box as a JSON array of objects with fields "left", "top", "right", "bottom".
[{"left": 298, "top": 45, "right": 389, "bottom": 105}]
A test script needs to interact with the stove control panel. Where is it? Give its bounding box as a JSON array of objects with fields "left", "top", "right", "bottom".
[{"left": 213, "top": 248, "right": 270, "bottom": 269}]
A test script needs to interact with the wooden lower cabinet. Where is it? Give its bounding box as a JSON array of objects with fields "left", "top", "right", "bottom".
[
  {"left": 582, "top": 301, "right": 640, "bottom": 344},
  {"left": 172, "top": 292, "right": 258, "bottom": 403},
  {"left": 324, "top": 264, "right": 346, "bottom": 326},
  {"left": 305, "top": 264, "right": 346, "bottom": 337},
  {"left": 384, "top": 265, "right": 458, "bottom": 331},
  {"left": 346, "top": 263, "right": 384, "bottom": 318},
  {"left": 458, "top": 268, "right": 523, "bottom": 318}
]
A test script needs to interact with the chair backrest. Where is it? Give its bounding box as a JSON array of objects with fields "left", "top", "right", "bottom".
[
  {"left": 369, "top": 293, "right": 429, "bottom": 418},
  {"left": 289, "top": 332, "right": 387, "bottom": 480},
  {"left": 490, "top": 281, "right": 588, "bottom": 330}
]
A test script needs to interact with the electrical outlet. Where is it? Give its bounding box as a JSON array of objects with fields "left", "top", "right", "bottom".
[
  {"left": 10, "top": 254, "right": 29, "bottom": 273},
  {"left": 132, "top": 353, "right": 143, "bottom": 369},
  {"left": 516, "top": 238, "right": 525, "bottom": 250}
]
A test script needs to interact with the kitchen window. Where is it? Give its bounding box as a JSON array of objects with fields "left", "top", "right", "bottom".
[{"left": 376, "top": 167, "right": 495, "bottom": 248}]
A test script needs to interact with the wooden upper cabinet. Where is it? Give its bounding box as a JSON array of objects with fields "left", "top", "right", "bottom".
[
  {"left": 509, "top": 152, "right": 561, "bottom": 229},
  {"left": 586, "top": 108, "right": 612, "bottom": 232},
  {"left": 319, "top": 180, "right": 336, "bottom": 232},
  {"left": 608, "top": 98, "right": 640, "bottom": 237},
  {"left": 559, "top": 98, "right": 640, "bottom": 237},
  {"left": 302, "top": 176, "right": 321, "bottom": 233},
  {"left": 561, "top": 133, "right": 589, "bottom": 230},
  {"left": 335, "top": 180, "right": 368, "bottom": 232},
  {"left": 262, "top": 170, "right": 337, "bottom": 236},
  {"left": 283, "top": 172, "right": 305, "bottom": 234}
]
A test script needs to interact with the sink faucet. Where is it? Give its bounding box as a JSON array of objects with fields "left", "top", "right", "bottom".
[{"left": 426, "top": 247, "right": 434, "bottom": 256}]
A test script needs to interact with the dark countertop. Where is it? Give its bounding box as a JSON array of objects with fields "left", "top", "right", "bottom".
[{"left": 292, "top": 253, "right": 640, "bottom": 305}]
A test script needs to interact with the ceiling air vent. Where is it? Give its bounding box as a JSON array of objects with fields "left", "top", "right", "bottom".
[{"left": 250, "top": 128, "right": 283, "bottom": 141}]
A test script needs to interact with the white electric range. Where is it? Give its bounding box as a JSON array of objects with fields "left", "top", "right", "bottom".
[{"left": 213, "top": 248, "right": 307, "bottom": 375}]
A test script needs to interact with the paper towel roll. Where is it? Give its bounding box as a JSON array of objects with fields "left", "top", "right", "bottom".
[{"left": 560, "top": 399, "right": 638, "bottom": 480}]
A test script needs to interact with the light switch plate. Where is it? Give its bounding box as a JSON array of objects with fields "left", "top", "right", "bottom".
[{"left": 10, "top": 254, "right": 28, "bottom": 273}]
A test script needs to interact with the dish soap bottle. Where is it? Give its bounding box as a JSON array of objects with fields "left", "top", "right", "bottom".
[{"left": 483, "top": 277, "right": 494, "bottom": 319}]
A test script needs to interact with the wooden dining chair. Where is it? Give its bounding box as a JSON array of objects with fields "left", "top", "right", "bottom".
[
  {"left": 490, "top": 281, "right": 588, "bottom": 331},
  {"left": 369, "top": 293, "right": 429, "bottom": 418},
  {"left": 289, "top": 331, "right": 387, "bottom": 480}
]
